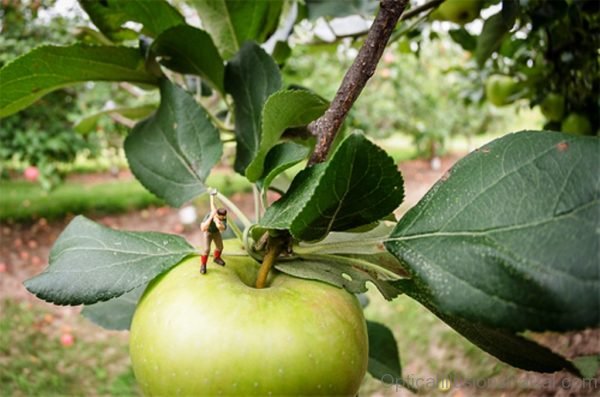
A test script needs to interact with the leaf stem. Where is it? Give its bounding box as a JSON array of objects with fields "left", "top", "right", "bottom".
[
  {"left": 215, "top": 192, "right": 251, "bottom": 228},
  {"left": 253, "top": 185, "right": 262, "bottom": 221},
  {"left": 308, "top": 0, "right": 409, "bottom": 165},
  {"left": 209, "top": 111, "right": 235, "bottom": 133},
  {"left": 300, "top": 253, "right": 403, "bottom": 281}
]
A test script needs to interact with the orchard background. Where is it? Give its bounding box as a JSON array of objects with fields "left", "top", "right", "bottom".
[{"left": 0, "top": 0, "right": 598, "bottom": 396}]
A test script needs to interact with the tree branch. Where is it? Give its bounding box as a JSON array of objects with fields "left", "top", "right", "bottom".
[
  {"left": 308, "top": 0, "right": 409, "bottom": 165},
  {"left": 400, "top": 0, "right": 444, "bottom": 21}
]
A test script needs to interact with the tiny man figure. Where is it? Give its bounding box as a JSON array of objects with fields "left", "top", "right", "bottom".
[{"left": 199, "top": 190, "right": 227, "bottom": 274}]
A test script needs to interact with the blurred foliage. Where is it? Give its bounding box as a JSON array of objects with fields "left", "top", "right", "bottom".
[
  {"left": 0, "top": 1, "right": 150, "bottom": 188},
  {"left": 0, "top": 1, "right": 94, "bottom": 188},
  {"left": 0, "top": 89, "right": 94, "bottom": 190},
  {"left": 435, "top": 0, "right": 599, "bottom": 134},
  {"left": 284, "top": 39, "right": 508, "bottom": 158},
  {"left": 297, "top": 0, "right": 598, "bottom": 136}
]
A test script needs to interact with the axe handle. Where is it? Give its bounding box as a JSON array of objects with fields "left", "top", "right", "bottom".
[{"left": 210, "top": 193, "right": 216, "bottom": 212}]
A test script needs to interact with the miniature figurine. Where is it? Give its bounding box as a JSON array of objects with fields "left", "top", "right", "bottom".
[{"left": 199, "top": 189, "right": 227, "bottom": 274}]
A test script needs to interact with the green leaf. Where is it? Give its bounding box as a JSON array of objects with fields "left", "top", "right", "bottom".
[
  {"left": 260, "top": 133, "right": 405, "bottom": 241},
  {"left": 125, "top": 79, "right": 223, "bottom": 207},
  {"left": 192, "top": 0, "right": 283, "bottom": 60},
  {"left": 501, "top": 0, "right": 520, "bottom": 24},
  {"left": 74, "top": 105, "right": 157, "bottom": 134},
  {"left": 366, "top": 320, "right": 409, "bottom": 387},
  {"left": 151, "top": 25, "right": 225, "bottom": 94},
  {"left": 448, "top": 28, "right": 477, "bottom": 52},
  {"left": 272, "top": 41, "right": 292, "bottom": 66},
  {"left": 386, "top": 131, "right": 599, "bottom": 334},
  {"left": 245, "top": 89, "right": 328, "bottom": 182},
  {"left": 275, "top": 256, "right": 401, "bottom": 300},
  {"left": 225, "top": 42, "right": 282, "bottom": 174},
  {"left": 23, "top": 216, "right": 194, "bottom": 305},
  {"left": 78, "top": 0, "right": 185, "bottom": 40},
  {"left": 572, "top": 355, "right": 600, "bottom": 379},
  {"left": 0, "top": 44, "right": 158, "bottom": 118},
  {"left": 81, "top": 283, "right": 146, "bottom": 330},
  {"left": 475, "top": 9, "right": 517, "bottom": 66},
  {"left": 256, "top": 142, "right": 310, "bottom": 192}
]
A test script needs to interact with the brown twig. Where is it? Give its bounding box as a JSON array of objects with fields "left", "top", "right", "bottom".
[
  {"left": 308, "top": 0, "right": 409, "bottom": 165},
  {"left": 399, "top": 0, "right": 444, "bottom": 21}
]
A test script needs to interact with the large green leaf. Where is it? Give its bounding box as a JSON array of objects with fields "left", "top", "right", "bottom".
[
  {"left": 151, "top": 25, "right": 225, "bottom": 94},
  {"left": 23, "top": 216, "right": 194, "bottom": 305},
  {"left": 386, "top": 131, "right": 599, "bottom": 334},
  {"left": 245, "top": 89, "right": 328, "bottom": 182},
  {"left": 260, "top": 133, "right": 405, "bottom": 241},
  {"left": 192, "top": 0, "right": 283, "bottom": 60},
  {"left": 0, "top": 45, "right": 158, "bottom": 118},
  {"left": 81, "top": 283, "right": 146, "bottom": 330},
  {"left": 125, "top": 79, "right": 223, "bottom": 207},
  {"left": 225, "top": 42, "right": 282, "bottom": 174},
  {"left": 78, "top": 0, "right": 185, "bottom": 40},
  {"left": 256, "top": 142, "right": 310, "bottom": 192}
]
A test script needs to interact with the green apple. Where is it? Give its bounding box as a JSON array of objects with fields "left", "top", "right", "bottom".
[
  {"left": 130, "top": 255, "right": 368, "bottom": 396},
  {"left": 561, "top": 113, "right": 592, "bottom": 135},
  {"left": 540, "top": 93, "right": 565, "bottom": 122},
  {"left": 485, "top": 75, "right": 518, "bottom": 107},
  {"left": 431, "top": 0, "right": 482, "bottom": 25}
]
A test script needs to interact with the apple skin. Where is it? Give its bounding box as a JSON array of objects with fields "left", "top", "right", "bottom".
[
  {"left": 130, "top": 255, "right": 368, "bottom": 396},
  {"left": 561, "top": 113, "right": 592, "bottom": 135},
  {"left": 431, "top": 0, "right": 482, "bottom": 25},
  {"left": 485, "top": 75, "right": 518, "bottom": 107},
  {"left": 540, "top": 93, "right": 565, "bottom": 122}
]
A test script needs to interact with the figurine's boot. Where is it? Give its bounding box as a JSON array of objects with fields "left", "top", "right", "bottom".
[
  {"left": 200, "top": 255, "right": 208, "bottom": 274},
  {"left": 213, "top": 250, "right": 226, "bottom": 266}
]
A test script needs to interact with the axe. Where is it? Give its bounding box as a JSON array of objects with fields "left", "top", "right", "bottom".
[{"left": 208, "top": 188, "right": 218, "bottom": 212}]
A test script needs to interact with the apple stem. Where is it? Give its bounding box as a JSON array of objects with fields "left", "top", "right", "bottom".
[{"left": 255, "top": 238, "right": 283, "bottom": 289}]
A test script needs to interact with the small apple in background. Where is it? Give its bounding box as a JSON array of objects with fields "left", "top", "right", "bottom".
[
  {"left": 540, "top": 93, "right": 565, "bottom": 122},
  {"left": 485, "top": 75, "right": 518, "bottom": 107},
  {"left": 24, "top": 166, "right": 39, "bottom": 182},
  {"left": 60, "top": 333, "right": 75, "bottom": 347},
  {"left": 431, "top": 0, "right": 483, "bottom": 25},
  {"left": 130, "top": 255, "right": 368, "bottom": 396},
  {"left": 561, "top": 113, "right": 592, "bottom": 135}
]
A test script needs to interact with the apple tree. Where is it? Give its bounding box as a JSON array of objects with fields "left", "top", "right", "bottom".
[
  {"left": 1, "top": 0, "right": 597, "bottom": 394},
  {"left": 430, "top": 0, "right": 599, "bottom": 134}
]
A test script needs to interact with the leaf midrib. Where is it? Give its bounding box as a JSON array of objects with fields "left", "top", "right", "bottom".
[{"left": 389, "top": 198, "right": 597, "bottom": 242}]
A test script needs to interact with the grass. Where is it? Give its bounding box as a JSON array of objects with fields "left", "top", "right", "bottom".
[
  {"left": 0, "top": 299, "right": 138, "bottom": 397},
  {"left": 0, "top": 180, "right": 162, "bottom": 222},
  {"left": 0, "top": 172, "right": 251, "bottom": 222}
]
